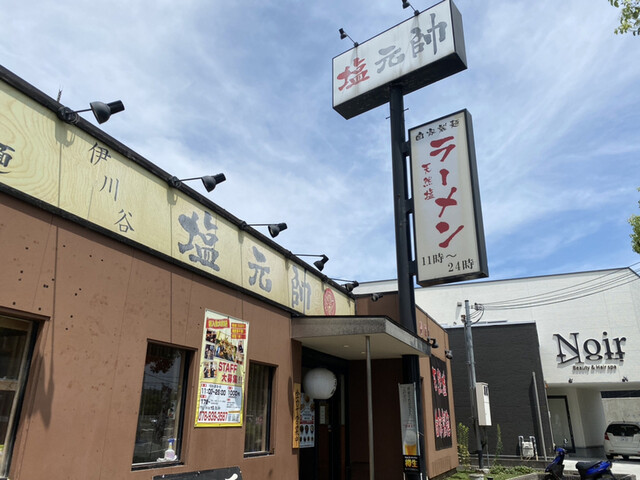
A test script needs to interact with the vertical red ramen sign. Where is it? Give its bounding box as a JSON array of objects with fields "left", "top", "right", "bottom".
[{"left": 409, "top": 109, "right": 488, "bottom": 287}]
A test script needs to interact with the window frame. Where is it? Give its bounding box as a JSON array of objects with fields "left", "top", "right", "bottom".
[
  {"left": 0, "top": 315, "right": 38, "bottom": 479},
  {"left": 243, "top": 361, "right": 276, "bottom": 457},
  {"left": 131, "top": 341, "right": 191, "bottom": 471}
]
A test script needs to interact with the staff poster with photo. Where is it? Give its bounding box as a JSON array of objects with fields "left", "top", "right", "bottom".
[{"left": 195, "top": 309, "right": 249, "bottom": 427}]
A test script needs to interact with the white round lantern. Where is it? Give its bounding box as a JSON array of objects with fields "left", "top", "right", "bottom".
[{"left": 303, "top": 368, "right": 337, "bottom": 400}]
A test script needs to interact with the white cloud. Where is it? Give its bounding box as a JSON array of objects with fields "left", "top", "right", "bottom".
[{"left": 2, "top": 0, "right": 639, "bottom": 283}]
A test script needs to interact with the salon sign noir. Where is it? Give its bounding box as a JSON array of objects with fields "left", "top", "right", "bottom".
[{"left": 554, "top": 331, "right": 626, "bottom": 366}]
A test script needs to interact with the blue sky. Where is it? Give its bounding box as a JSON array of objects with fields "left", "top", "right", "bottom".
[{"left": 3, "top": 0, "right": 639, "bottom": 283}]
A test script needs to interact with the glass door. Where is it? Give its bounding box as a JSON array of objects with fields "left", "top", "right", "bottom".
[{"left": 548, "top": 396, "right": 575, "bottom": 452}]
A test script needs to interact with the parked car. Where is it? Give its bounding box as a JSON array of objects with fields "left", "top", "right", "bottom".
[{"left": 604, "top": 421, "right": 640, "bottom": 460}]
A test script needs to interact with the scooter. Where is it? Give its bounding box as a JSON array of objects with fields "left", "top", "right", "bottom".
[
  {"left": 545, "top": 447, "right": 566, "bottom": 480},
  {"left": 574, "top": 458, "right": 616, "bottom": 480},
  {"left": 545, "top": 447, "right": 616, "bottom": 480}
]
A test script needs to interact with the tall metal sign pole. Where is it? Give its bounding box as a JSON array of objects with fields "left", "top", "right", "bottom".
[
  {"left": 333, "top": 2, "right": 475, "bottom": 479},
  {"left": 390, "top": 83, "right": 426, "bottom": 480}
]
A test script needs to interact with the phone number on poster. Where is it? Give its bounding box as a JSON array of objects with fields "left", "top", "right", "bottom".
[{"left": 198, "top": 411, "right": 241, "bottom": 423}]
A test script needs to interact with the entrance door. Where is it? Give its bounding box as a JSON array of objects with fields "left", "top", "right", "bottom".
[
  {"left": 315, "top": 389, "right": 344, "bottom": 480},
  {"left": 548, "top": 396, "right": 575, "bottom": 452},
  {"left": 299, "top": 349, "right": 348, "bottom": 480}
]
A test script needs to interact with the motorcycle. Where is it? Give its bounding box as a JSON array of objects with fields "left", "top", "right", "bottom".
[
  {"left": 545, "top": 447, "right": 617, "bottom": 480},
  {"left": 545, "top": 447, "right": 566, "bottom": 480}
]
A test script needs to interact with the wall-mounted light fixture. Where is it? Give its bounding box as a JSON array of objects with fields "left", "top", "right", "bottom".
[
  {"left": 622, "top": 376, "right": 629, "bottom": 382},
  {"left": 339, "top": 28, "right": 359, "bottom": 47},
  {"left": 295, "top": 254, "right": 329, "bottom": 271},
  {"left": 371, "top": 293, "right": 384, "bottom": 302},
  {"left": 169, "top": 174, "right": 226, "bottom": 193},
  {"left": 402, "top": 0, "right": 420, "bottom": 16},
  {"left": 445, "top": 349, "right": 453, "bottom": 360},
  {"left": 57, "top": 100, "right": 125, "bottom": 125},
  {"left": 241, "top": 222, "right": 288, "bottom": 238},
  {"left": 426, "top": 337, "right": 439, "bottom": 349},
  {"left": 331, "top": 278, "right": 359, "bottom": 292}
]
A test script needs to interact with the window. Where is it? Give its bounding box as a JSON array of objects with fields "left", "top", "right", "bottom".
[
  {"left": 244, "top": 363, "right": 275, "bottom": 455},
  {"left": 132, "top": 343, "right": 189, "bottom": 467},
  {"left": 0, "top": 316, "right": 36, "bottom": 477}
]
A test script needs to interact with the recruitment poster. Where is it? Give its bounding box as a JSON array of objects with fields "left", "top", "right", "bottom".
[
  {"left": 430, "top": 356, "right": 453, "bottom": 449},
  {"left": 195, "top": 309, "right": 249, "bottom": 427}
]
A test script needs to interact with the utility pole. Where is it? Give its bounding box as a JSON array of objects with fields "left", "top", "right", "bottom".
[{"left": 463, "top": 300, "right": 483, "bottom": 469}]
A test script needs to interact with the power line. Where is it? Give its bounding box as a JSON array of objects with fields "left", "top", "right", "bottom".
[{"left": 476, "top": 264, "right": 640, "bottom": 311}]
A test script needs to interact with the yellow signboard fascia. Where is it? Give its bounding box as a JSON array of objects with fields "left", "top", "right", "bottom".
[
  {"left": 0, "top": 82, "right": 60, "bottom": 206},
  {"left": 170, "top": 194, "right": 241, "bottom": 287},
  {"left": 287, "top": 261, "right": 356, "bottom": 316},
  {"left": 59, "top": 129, "right": 172, "bottom": 255},
  {"left": 0, "top": 75, "right": 356, "bottom": 315},
  {"left": 240, "top": 235, "right": 288, "bottom": 306},
  {"left": 303, "top": 272, "right": 325, "bottom": 315},
  {"left": 322, "top": 283, "right": 355, "bottom": 316}
]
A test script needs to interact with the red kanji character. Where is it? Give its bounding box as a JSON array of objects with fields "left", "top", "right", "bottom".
[
  {"left": 430, "top": 136, "right": 456, "bottom": 162},
  {"left": 336, "top": 57, "right": 370, "bottom": 91},
  {"left": 435, "top": 187, "right": 458, "bottom": 217},
  {"left": 421, "top": 163, "right": 431, "bottom": 174},
  {"left": 439, "top": 168, "right": 449, "bottom": 186},
  {"left": 436, "top": 222, "right": 465, "bottom": 248},
  {"left": 424, "top": 188, "right": 434, "bottom": 200}
]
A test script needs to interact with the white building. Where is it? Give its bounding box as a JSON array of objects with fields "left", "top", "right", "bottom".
[{"left": 356, "top": 267, "right": 640, "bottom": 456}]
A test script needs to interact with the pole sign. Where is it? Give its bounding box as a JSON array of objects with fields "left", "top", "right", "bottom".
[
  {"left": 332, "top": 0, "right": 466, "bottom": 120},
  {"left": 409, "top": 109, "right": 488, "bottom": 287}
]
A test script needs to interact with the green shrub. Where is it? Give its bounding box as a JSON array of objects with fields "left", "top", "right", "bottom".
[
  {"left": 457, "top": 422, "right": 470, "bottom": 467},
  {"left": 489, "top": 465, "right": 536, "bottom": 476}
]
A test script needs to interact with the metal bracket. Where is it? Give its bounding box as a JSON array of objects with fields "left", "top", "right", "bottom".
[
  {"left": 405, "top": 197, "right": 414, "bottom": 215},
  {"left": 408, "top": 260, "right": 418, "bottom": 277},
  {"left": 400, "top": 140, "right": 411, "bottom": 156}
]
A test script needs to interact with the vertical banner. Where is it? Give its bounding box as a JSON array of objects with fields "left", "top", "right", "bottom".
[
  {"left": 430, "top": 356, "right": 453, "bottom": 449},
  {"left": 293, "top": 383, "right": 301, "bottom": 448},
  {"left": 195, "top": 309, "right": 249, "bottom": 427},
  {"left": 399, "top": 383, "right": 420, "bottom": 473},
  {"left": 299, "top": 393, "right": 315, "bottom": 448},
  {"left": 409, "top": 109, "right": 488, "bottom": 287}
]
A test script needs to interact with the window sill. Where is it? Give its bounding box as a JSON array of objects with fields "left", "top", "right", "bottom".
[
  {"left": 243, "top": 451, "right": 274, "bottom": 458},
  {"left": 132, "top": 461, "right": 184, "bottom": 471}
]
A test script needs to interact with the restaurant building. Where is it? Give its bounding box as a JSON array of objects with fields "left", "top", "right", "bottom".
[{"left": 0, "top": 66, "right": 458, "bottom": 480}]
